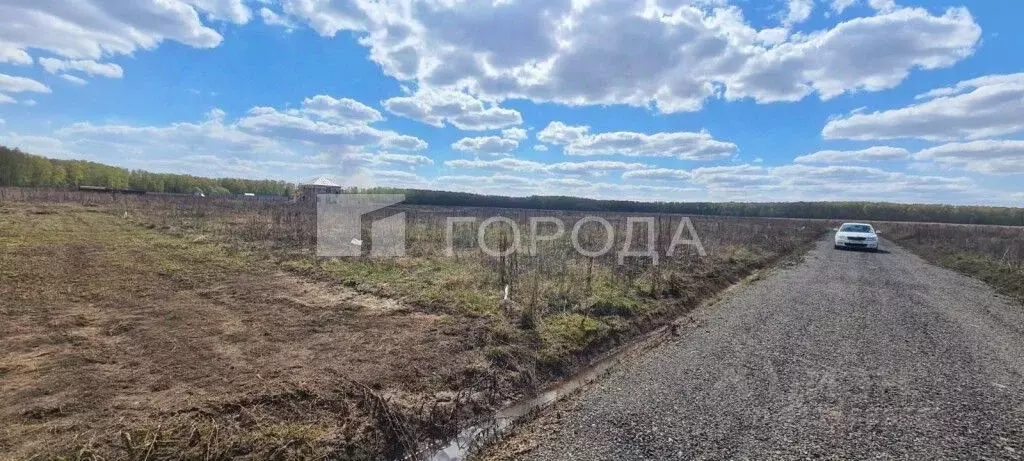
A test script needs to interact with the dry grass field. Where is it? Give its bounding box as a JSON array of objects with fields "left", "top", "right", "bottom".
[
  {"left": 885, "top": 221, "right": 1024, "bottom": 303},
  {"left": 0, "top": 203, "right": 487, "bottom": 459},
  {"left": 0, "top": 189, "right": 827, "bottom": 459}
]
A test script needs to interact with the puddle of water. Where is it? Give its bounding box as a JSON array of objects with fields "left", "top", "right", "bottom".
[{"left": 426, "top": 322, "right": 680, "bottom": 461}]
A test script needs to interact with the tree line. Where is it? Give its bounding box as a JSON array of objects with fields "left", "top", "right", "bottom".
[
  {"left": 2, "top": 145, "right": 1021, "bottom": 225},
  {"left": 361, "top": 188, "right": 1024, "bottom": 227},
  {"left": 0, "top": 146, "right": 294, "bottom": 197}
]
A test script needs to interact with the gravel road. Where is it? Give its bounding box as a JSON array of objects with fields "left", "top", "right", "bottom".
[{"left": 498, "top": 239, "right": 1024, "bottom": 460}]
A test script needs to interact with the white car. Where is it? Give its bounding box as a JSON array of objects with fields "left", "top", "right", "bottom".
[{"left": 834, "top": 222, "right": 880, "bottom": 251}]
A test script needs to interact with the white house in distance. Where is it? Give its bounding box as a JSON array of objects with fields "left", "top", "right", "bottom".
[{"left": 299, "top": 176, "right": 343, "bottom": 202}]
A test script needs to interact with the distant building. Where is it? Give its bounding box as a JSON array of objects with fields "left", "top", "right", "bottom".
[{"left": 299, "top": 176, "right": 342, "bottom": 201}]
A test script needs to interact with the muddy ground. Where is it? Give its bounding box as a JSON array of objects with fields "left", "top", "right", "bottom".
[{"left": 0, "top": 203, "right": 497, "bottom": 459}]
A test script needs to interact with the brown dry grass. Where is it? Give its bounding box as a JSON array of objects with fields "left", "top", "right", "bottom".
[
  {"left": 0, "top": 203, "right": 489, "bottom": 460},
  {"left": 0, "top": 192, "right": 824, "bottom": 460}
]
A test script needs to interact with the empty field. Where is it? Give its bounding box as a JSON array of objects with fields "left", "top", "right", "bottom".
[{"left": 0, "top": 189, "right": 824, "bottom": 459}]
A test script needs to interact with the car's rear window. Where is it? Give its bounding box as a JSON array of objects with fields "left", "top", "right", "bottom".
[{"left": 840, "top": 225, "right": 872, "bottom": 233}]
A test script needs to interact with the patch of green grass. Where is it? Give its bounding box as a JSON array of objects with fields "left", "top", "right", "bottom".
[
  {"left": 318, "top": 256, "right": 502, "bottom": 317},
  {"left": 588, "top": 278, "right": 651, "bottom": 318},
  {"left": 536, "top": 313, "right": 613, "bottom": 371},
  {"left": 0, "top": 204, "right": 261, "bottom": 289}
]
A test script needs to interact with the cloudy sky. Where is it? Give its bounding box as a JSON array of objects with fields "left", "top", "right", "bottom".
[{"left": 0, "top": 0, "right": 1022, "bottom": 205}]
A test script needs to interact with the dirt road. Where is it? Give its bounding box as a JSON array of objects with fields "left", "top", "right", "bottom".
[{"left": 492, "top": 239, "right": 1024, "bottom": 460}]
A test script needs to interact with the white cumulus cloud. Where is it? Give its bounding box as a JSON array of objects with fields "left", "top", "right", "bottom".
[
  {"left": 337, "top": 152, "right": 435, "bottom": 168},
  {"left": 501, "top": 127, "right": 528, "bottom": 141},
  {"left": 785, "top": 0, "right": 814, "bottom": 25},
  {"left": 451, "top": 136, "right": 519, "bottom": 155},
  {"left": 231, "top": 94, "right": 423, "bottom": 151},
  {"left": 301, "top": 95, "right": 383, "bottom": 123},
  {"left": 915, "top": 140, "right": 1024, "bottom": 174},
  {"left": 831, "top": 0, "right": 859, "bottom": 14},
  {"left": 0, "top": 74, "right": 50, "bottom": 94},
  {"left": 446, "top": 158, "right": 648, "bottom": 175},
  {"left": 726, "top": 7, "right": 980, "bottom": 103},
  {"left": 0, "top": 1, "right": 249, "bottom": 63},
  {"left": 689, "top": 163, "right": 975, "bottom": 203},
  {"left": 383, "top": 89, "right": 522, "bottom": 130},
  {"left": 260, "top": 7, "right": 298, "bottom": 30},
  {"left": 622, "top": 168, "right": 692, "bottom": 181},
  {"left": 537, "top": 122, "right": 590, "bottom": 145},
  {"left": 39, "top": 58, "right": 123, "bottom": 78},
  {"left": 60, "top": 75, "right": 88, "bottom": 86},
  {"left": 0, "top": 94, "right": 430, "bottom": 181},
  {"left": 0, "top": 43, "right": 32, "bottom": 65},
  {"left": 185, "top": 0, "right": 252, "bottom": 23},
  {"left": 537, "top": 122, "right": 737, "bottom": 160},
  {"left": 276, "top": 1, "right": 980, "bottom": 113},
  {"left": 794, "top": 146, "right": 911, "bottom": 164},
  {"left": 823, "top": 73, "right": 1024, "bottom": 141}
]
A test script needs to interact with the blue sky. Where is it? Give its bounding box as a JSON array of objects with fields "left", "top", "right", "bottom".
[{"left": 0, "top": 0, "right": 1022, "bottom": 205}]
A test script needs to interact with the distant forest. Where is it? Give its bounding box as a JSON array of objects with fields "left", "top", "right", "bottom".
[
  {"left": 373, "top": 188, "right": 1024, "bottom": 226},
  {"left": 0, "top": 146, "right": 295, "bottom": 197},
  {"left": 2, "top": 145, "right": 1022, "bottom": 226}
]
